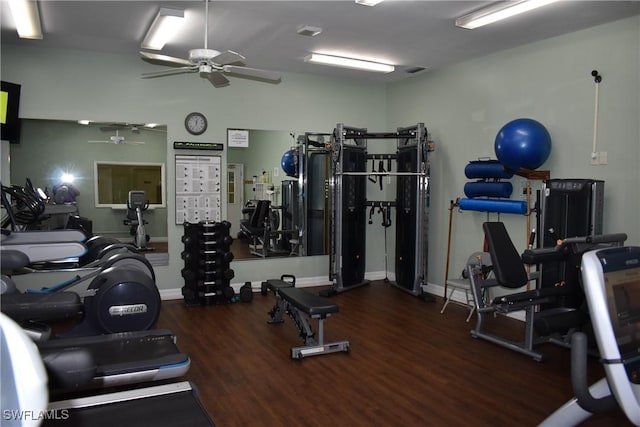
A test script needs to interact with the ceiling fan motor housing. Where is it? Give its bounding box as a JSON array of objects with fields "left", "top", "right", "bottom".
[{"left": 189, "top": 48, "right": 221, "bottom": 63}]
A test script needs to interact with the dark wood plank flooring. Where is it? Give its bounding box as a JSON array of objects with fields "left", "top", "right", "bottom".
[{"left": 156, "top": 282, "right": 631, "bottom": 426}]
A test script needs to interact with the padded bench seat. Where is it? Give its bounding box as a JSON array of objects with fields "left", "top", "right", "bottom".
[
  {"left": 265, "top": 279, "right": 295, "bottom": 292},
  {"left": 279, "top": 287, "right": 338, "bottom": 318}
]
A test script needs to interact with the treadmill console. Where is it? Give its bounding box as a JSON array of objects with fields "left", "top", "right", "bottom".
[{"left": 583, "top": 246, "right": 640, "bottom": 384}]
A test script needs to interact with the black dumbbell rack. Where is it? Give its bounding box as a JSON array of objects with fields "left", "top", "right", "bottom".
[{"left": 181, "top": 221, "right": 235, "bottom": 305}]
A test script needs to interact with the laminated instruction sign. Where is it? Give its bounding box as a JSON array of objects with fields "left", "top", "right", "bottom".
[{"left": 175, "top": 155, "right": 221, "bottom": 224}]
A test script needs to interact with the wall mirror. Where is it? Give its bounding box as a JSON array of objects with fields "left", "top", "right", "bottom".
[
  {"left": 8, "top": 119, "right": 169, "bottom": 260},
  {"left": 227, "top": 129, "right": 331, "bottom": 261}
]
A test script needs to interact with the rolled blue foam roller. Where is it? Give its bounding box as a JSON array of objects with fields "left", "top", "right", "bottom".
[
  {"left": 464, "top": 181, "right": 513, "bottom": 198},
  {"left": 459, "top": 198, "right": 527, "bottom": 215},
  {"left": 464, "top": 160, "right": 513, "bottom": 179}
]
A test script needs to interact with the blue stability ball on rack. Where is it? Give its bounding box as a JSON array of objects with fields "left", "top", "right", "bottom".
[
  {"left": 281, "top": 149, "right": 298, "bottom": 177},
  {"left": 494, "top": 118, "right": 552, "bottom": 170}
]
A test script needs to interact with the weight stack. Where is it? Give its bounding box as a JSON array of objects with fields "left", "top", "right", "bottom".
[{"left": 181, "top": 221, "right": 235, "bottom": 305}]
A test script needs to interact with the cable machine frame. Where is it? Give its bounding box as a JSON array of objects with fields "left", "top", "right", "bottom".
[{"left": 329, "top": 122, "right": 431, "bottom": 296}]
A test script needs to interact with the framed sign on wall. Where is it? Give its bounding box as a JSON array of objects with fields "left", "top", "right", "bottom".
[{"left": 227, "top": 128, "right": 249, "bottom": 148}]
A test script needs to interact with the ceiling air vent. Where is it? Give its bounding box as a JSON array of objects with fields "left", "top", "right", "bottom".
[
  {"left": 296, "top": 25, "right": 323, "bottom": 37},
  {"left": 405, "top": 66, "right": 426, "bottom": 74}
]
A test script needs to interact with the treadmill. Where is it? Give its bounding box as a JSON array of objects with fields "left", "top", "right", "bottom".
[
  {"left": 0, "top": 240, "right": 192, "bottom": 395},
  {"left": 1, "top": 313, "right": 215, "bottom": 427},
  {"left": 45, "top": 382, "right": 215, "bottom": 427},
  {"left": 39, "top": 330, "right": 191, "bottom": 391}
]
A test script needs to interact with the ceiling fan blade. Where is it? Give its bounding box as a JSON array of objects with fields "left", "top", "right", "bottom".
[
  {"left": 140, "top": 51, "right": 192, "bottom": 67},
  {"left": 206, "top": 71, "right": 230, "bottom": 88},
  {"left": 223, "top": 65, "right": 281, "bottom": 84},
  {"left": 141, "top": 126, "right": 168, "bottom": 133},
  {"left": 142, "top": 66, "right": 199, "bottom": 78},
  {"left": 124, "top": 140, "right": 145, "bottom": 145},
  {"left": 88, "top": 140, "right": 111, "bottom": 144},
  {"left": 212, "top": 50, "right": 246, "bottom": 66}
]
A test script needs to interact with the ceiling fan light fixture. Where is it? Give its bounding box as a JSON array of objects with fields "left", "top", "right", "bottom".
[
  {"left": 199, "top": 64, "right": 213, "bottom": 74},
  {"left": 305, "top": 53, "right": 394, "bottom": 73},
  {"left": 455, "top": 0, "right": 559, "bottom": 30},
  {"left": 8, "top": 0, "right": 42, "bottom": 40},
  {"left": 355, "top": 0, "right": 385, "bottom": 6},
  {"left": 141, "top": 7, "right": 185, "bottom": 50}
]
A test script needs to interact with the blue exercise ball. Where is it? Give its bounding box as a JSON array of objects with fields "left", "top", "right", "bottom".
[
  {"left": 281, "top": 149, "right": 298, "bottom": 177},
  {"left": 494, "top": 118, "right": 552, "bottom": 170}
]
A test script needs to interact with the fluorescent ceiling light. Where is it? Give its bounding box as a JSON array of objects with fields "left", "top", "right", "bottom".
[
  {"left": 355, "top": 0, "right": 385, "bottom": 6},
  {"left": 8, "top": 0, "right": 42, "bottom": 40},
  {"left": 455, "top": 0, "right": 559, "bottom": 30},
  {"left": 305, "top": 53, "right": 395, "bottom": 73},
  {"left": 141, "top": 7, "right": 184, "bottom": 50}
]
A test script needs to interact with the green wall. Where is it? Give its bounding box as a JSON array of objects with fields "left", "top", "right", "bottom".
[
  {"left": 0, "top": 43, "right": 388, "bottom": 292},
  {"left": 386, "top": 16, "right": 640, "bottom": 291},
  {"left": 2, "top": 15, "right": 638, "bottom": 295}
]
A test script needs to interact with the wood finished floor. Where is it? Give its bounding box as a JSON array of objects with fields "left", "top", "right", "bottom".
[{"left": 156, "top": 282, "right": 631, "bottom": 427}]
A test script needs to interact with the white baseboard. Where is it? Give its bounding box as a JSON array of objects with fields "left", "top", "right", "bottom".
[
  {"left": 161, "top": 274, "right": 524, "bottom": 322},
  {"left": 160, "top": 271, "right": 391, "bottom": 301},
  {"left": 160, "top": 288, "right": 183, "bottom": 300}
]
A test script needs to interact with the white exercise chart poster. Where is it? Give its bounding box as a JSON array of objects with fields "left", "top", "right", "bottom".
[{"left": 175, "top": 155, "right": 222, "bottom": 224}]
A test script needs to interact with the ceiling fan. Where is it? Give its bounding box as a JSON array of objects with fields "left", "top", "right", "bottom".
[
  {"left": 88, "top": 129, "right": 145, "bottom": 146},
  {"left": 140, "top": 0, "right": 281, "bottom": 88},
  {"left": 98, "top": 123, "right": 167, "bottom": 134}
]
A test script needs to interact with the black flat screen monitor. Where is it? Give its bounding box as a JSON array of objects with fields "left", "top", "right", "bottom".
[{"left": 1, "top": 81, "right": 21, "bottom": 143}]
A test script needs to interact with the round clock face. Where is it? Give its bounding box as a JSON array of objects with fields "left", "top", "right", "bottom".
[{"left": 185, "top": 112, "right": 207, "bottom": 135}]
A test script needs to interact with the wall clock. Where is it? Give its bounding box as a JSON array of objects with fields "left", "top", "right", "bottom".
[{"left": 185, "top": 112, "right": 207, "bottom": 135}]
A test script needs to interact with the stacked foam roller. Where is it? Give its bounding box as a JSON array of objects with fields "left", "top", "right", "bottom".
[
  {"left": 459, "top": 159, "right": 527, "bottom": 215},
  {"left": 181, "top": 221, "right": 235, "bottom": 305}
]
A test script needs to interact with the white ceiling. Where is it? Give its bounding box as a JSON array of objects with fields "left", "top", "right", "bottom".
[{"left": 1, "top": 1, "right": 639, "bottom": 83}]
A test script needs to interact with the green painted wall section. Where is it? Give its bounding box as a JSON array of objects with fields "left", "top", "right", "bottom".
[{"left": 2, "top": 16, "right": 638, "bottom": 293}]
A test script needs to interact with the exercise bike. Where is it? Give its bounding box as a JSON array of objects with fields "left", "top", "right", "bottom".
[
  {"left": 539, "top": 245, "right": 640, "bottom": 426},
  {"left": 124, "top": 190, "right": 151, "bottom": 251}
]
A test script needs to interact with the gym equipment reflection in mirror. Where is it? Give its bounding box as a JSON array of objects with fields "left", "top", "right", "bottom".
[
  {"left": 227, "top": 129, "right": 331, "bottom": 261},
  {"left": 7, "top": 119, "right": 169, "bottom": 259}
]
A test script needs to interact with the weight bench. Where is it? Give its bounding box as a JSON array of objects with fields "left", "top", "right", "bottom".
[
  {"left": 265, "top": 277, "right": 350, "bottom": 359},
  {"left": 262, "top": 275, "right": 297, "bottom": 322}
]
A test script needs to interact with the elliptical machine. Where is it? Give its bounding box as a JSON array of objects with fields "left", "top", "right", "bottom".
[
  {"left": 1, "top": 184, "right": 161, "bottom": 340},
  {"left": 539, "top": 244, "right": 640, "bottom": 426},
  {"left": 1, "top": 244, "right": 160, "bottom": 341}
]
